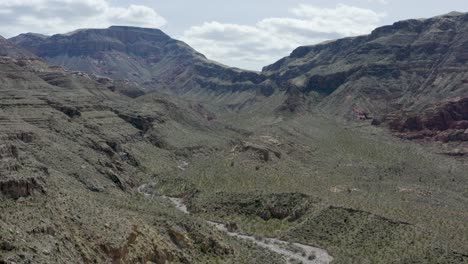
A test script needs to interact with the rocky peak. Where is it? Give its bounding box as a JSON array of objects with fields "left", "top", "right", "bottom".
[
  {"left": 12, "top": 26, "right": 192, "bottom": 58},
  {"left": 438, "top": 11, "right": 466, "bottom": 17}
]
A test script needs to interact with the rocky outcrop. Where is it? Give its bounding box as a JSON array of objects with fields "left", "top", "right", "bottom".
[
  {"left": 240, "top": 142, "right": 282, "bottom": 162},
  {"left": 115, "top": 113, "right": 159, "bottom": 133},
  {"left": 386, "top": 97, "right": 468, "bottom": 142},
  {"left": 190, "top": 103, "right": 216, "bottom": 121},
  {"left": 188, "top": 192, "right": 319, "bottom": 222},
  {"left": 0, "top": 142, "right": 46, "bottom": 199},
  {"left": 100, "top": 225, "right": 179, "bottom": 264},
  {"left": 0, "top": 177, "right": 44, "bottom": 199}
]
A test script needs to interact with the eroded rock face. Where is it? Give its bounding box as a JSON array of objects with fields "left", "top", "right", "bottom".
[
  {"left": 0, "top": 177, "right": 44, "bottom": 199},
  {"left": 386, "top": 97, "right": 468, "bottom": 142},
  {"left": 0, "top": 142, "right": 46, "bottom": 199}
]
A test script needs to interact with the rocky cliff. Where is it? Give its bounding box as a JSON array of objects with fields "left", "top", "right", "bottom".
[{"left": 262, "top": 12, "right": 468, "bottom": 118}]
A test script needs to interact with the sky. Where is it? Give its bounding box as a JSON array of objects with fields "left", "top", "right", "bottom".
[{"left": 0, "top": 0, "right": 466, "bottom": 70}]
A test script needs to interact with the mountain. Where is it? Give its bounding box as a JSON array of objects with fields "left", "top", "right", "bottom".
[
  {"left": 262, "top": 12, "right": 468, "bottom": 118},
  {"left": 0, "top": 35, "right": 37, "bottom": 58},
  {"left": 10, "top": 26, "right": 268, "bottom": 99}
]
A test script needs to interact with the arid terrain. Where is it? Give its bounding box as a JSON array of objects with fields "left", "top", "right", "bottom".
[{"left": 1, "top": 11, "right": 468, "bottom": 264}]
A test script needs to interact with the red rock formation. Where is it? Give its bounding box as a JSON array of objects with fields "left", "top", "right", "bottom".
[{"left": 386, "top": 97, "right": 468, "bottom": 142}]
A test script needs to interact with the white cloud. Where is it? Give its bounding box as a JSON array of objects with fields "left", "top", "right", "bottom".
[
  {"left": 367, "top": 0, "right": 389, "bottom": 5},
  {"left": 0, "top": 0, "right": 166, "bottom": 37},
  {"left": 182, "top": 4, "right": 386, "bottom": 70}
]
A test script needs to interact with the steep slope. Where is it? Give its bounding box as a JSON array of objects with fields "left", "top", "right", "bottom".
[
  {"left": 263, "top": 12, "right": 468, "bottom": 118},
  {"left": 0, "top": 39, "right": 283, "bottom": 264},
  {"left": 10, "top": 26, "right": 268, "bottom": 100}
]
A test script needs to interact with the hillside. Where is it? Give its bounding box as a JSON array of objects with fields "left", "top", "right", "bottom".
[
  {"left": 0, "top": 37, "right": 285, "bottom": 263},
  {"left": 0, "top": 36, "right": 37, "bottom": 58}
]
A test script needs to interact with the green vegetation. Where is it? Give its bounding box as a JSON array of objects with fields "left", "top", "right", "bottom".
[{"left": 154, "top": 112, "right": 468, "bottom": 263}]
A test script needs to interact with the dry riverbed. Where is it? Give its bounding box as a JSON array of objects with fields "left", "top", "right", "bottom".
[{"left": 138, "top": 183, "right": 333, "bottom": 264}]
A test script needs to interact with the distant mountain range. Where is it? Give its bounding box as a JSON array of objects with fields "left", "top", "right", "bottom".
[{"left": 10, "top": 13, "right": 468, "bottom": 121}]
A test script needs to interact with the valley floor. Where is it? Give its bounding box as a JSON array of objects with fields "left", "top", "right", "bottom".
[{"left": 153, "top": 109, "right": 468, "bottom": 264}]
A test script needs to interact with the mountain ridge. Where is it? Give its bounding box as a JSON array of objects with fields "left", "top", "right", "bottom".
[
  {"left": 10, "top": 26, "right": 269, "bottom": 101},
  {"left": 262, "top": 11, "right": 468, "bottom": 118}
]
